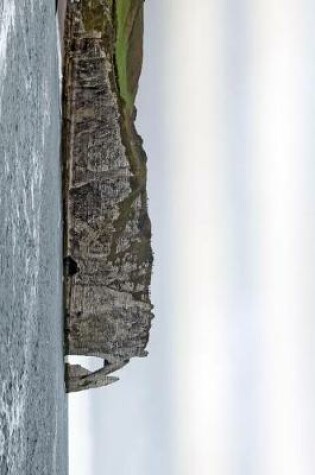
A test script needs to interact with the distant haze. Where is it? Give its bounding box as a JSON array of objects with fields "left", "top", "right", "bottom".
[{"left": 69, "top": 1, "right": 315, "bottom": 474}]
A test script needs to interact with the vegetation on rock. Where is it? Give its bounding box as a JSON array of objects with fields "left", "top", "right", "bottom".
[{"left": 115, "top": 0, "right": 144, "bottom": 113}]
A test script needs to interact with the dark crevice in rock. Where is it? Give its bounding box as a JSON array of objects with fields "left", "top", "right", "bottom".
[{"left": 64, "top": 256, "right": 79, "bottom": 276}]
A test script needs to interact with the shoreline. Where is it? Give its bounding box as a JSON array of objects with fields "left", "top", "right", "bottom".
[{"left": 57, "top": 0, "right": 67, "bottom": 57}]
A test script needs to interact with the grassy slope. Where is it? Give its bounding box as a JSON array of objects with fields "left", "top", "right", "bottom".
[
  {"left": 114, "top": 0, "right": 147, "bottom": 180},
  {"left": 115, "top": 0, "right": 144, "bottom": 113},
  {"left": 79, "top": 0, "right": 144, "bottom": 115},
  {"left": 113, "top": 0, "right": 151, "bottom": 274}
]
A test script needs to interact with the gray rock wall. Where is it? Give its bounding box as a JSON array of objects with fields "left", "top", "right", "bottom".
[{"left": 63, "top": 1, "right": 153, "bottom": 392}]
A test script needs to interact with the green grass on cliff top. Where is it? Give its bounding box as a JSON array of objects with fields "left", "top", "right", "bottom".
[
  {"left": 115, "top": 0, "right": 144, "bottom": 113},
  {"left": 81, "top": 0, "right": 143, "bottom": 114}
]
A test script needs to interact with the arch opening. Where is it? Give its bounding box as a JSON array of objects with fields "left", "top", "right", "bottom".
[{"left": 65, "top": 355, "right": 105, "bottom": 372}]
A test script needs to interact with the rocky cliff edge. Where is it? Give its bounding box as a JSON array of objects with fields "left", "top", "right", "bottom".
[{"left": 62, "top": 0, "right": 153, "bottom": 392}]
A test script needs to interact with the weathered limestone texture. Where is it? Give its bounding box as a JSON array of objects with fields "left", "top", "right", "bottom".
[{"left": 63, "top": 0, "right": 153, "bottom": 393}]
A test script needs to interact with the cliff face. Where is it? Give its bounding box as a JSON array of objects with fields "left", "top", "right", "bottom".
[{"left": 63, "top": 0, "right": 153, "bottom": 392}]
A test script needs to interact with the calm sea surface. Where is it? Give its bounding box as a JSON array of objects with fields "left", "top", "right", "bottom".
[{"left": 0, "top": 0, "right": 68, "bottom": 473}]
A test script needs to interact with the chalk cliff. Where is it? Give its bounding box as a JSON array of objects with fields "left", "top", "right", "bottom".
[{"left": 63, "top": 0, "right": 153, "bottom": 392}]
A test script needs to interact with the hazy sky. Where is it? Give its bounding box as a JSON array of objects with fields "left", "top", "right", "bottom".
[{"left": 69, "top": 1, "right": 315, "bottom": 474}]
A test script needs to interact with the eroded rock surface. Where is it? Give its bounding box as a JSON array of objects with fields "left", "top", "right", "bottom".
[{"left": 63, "top": 0, "right": 153, "bottom": 392}]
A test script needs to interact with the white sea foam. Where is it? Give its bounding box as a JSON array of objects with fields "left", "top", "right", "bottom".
[
  {"left": 0, "top": 0, "right": 15, "bottom": 65},
  {"left": 23, "top": 149, "right": 43, "bottom": 360},
  {"left": 0, "top": 371, "right": 27, "bottom": 471},
  {"left": 52, "top": 404, "right": 58, "bottom": 473},
  {"left": 56, "top": 15, "right": 63, "bottom": 87},
  {"left": 0, "top": 0, "right": 15, "bottom": 115}
]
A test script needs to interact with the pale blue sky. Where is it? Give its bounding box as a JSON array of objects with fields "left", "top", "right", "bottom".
[{"left": 69, "top": 1, "right": 315, "bottom": 474}]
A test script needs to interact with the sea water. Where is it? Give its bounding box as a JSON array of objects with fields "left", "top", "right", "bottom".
[{"left": 0, "top": 0, "right": 67, "bottom": 473}]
